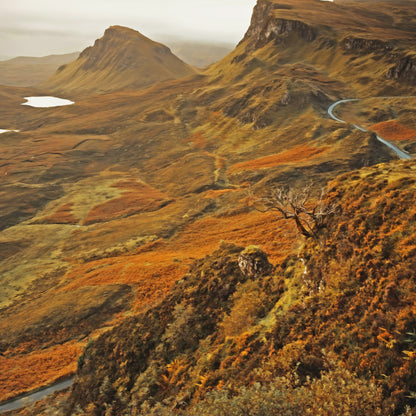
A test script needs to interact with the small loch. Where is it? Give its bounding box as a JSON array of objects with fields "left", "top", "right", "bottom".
[
  {"left": 0, "top": 97, "right": 74, "bottom": 135},
  {"left": 22, "top": 96, "right": 74, "bottom": 108},
  {"left": 0, "top": 129, "right": 19, "bottom": 134}
]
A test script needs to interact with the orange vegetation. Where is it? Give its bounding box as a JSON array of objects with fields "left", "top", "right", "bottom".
[
  {"left": 62, "top": 210, "right": 296, "bottom": 312},
  {"left": 203, "top": 189, "right": 235, "bottom": 199},
  {"left": 82, "top": 180, "right": 169, "bottom": 225},
  {"left": 183, "top": 132, "right": 208, "bottom": 150},
  {"left": 0, "top": 341, "right": 83, "bottom": 402},
  {"left": 228, "top": 145, "right": 330, "bottom": 173},
  {"left": 39, "top": 203, "right": 79, "bottom": 224},
  {"left": 371, "top": 120, "right": 416, "bottom": 141}
]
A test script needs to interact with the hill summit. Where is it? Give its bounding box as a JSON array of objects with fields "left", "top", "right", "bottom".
[{"left": 40, "top": 26, "right": 196, "bottom": 96}]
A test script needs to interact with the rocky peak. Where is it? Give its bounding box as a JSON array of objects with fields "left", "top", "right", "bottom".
[
  {"left": 103, "top": 25, "right": 146, "bottom": 39},
  {"left": 240, "top": 0, "right": 275, "bottom": 43},
  {"left": 340, "top": 36, "right": 393, "bottom": 54},
  {"left": 42, "top": 25, "right": 195, "bottom": 95},
  {"left": 79, "top": 25, "right": 170, "bottom": 60},
  {"left": 240, "top": 0, "right": 316, "bottom": 50}
]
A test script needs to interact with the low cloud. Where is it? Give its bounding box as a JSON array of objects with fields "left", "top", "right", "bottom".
[{"left": 0, "top": 0, "right": 256, "bottom": 57}]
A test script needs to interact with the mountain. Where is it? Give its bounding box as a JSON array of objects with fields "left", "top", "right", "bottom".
[
  {"left": 0, "top": 0, "right": 416, "bottom": 414},
  {"left": 40, "top": 26, "right": 196, "bottom": 96},
  {"left": 0, "top": 53, "right": 79, "bottom": 87}
]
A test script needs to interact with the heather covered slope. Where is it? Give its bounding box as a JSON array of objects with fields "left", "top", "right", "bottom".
[
  {"left": 1, "top": 0, "right": 416, "bottom": 409},
  {"left": 56, "top": 159, "right": 416, "bottom": 415},
  {"left": 40, "top": 26, "right": 196, "bottom": 96}
]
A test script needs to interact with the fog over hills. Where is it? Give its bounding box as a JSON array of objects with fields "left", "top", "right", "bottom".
[
  {"left": 0, "top": 42, "right": 233, "bottom": 89},
  {"left": 0, "top": 0, "right": 256, "bottom": 58}
]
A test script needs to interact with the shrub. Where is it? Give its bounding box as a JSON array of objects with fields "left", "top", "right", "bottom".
[
  {"left": 184, "top": 365, "right": 387, "bottom": 416},
  {"left": 220, "top": 281, "right": 264, "bottom": 338}
]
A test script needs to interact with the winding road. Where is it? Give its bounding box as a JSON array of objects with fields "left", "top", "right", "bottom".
[
  {"left": 328, "top": 98, "right": 413, "bottom": 160},
  {"left": 0, "top": 378, "right": 73, "bottom": 414}
]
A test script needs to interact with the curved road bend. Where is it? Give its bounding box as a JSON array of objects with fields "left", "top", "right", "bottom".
[
  {"left": 0, "top": 378, "right": 73, "bottom": 414},
  {"left": 328, "top": 98, "right": 413, "bottom": 160}
]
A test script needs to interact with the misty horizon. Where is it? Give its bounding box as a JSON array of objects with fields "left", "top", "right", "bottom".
[{"left": 0, "top": 0, "right": 256, "bottom": 59}]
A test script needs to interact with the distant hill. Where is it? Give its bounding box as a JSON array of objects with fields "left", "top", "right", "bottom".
[
  {"left": 40, "top": 26, "right": 196, "bottom": 96},
  {"left": 0, "top": 53, "right": 79, "bottom": 87},
  {"left": 166, "top": 41, "right": 234, "bottom": 68}
]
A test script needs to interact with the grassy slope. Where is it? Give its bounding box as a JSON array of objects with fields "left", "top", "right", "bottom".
[
  {"left": 40, "top": 26, "right": 196, "bottom": 97},
  {"left": 56, "top": 159, "right": 416, "bottom": 415},
  {"left": 0, "top": 0, "right": 416, "bottom": 406},
  {"left": 0, "top": 53, "right": 79, "bottom": 87}
]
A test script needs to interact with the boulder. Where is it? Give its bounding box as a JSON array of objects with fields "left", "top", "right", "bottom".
[{"left": 238, "top": 246, "right": 272, "bottom": 278}]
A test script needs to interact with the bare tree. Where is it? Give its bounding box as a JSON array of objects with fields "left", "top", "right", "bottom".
[{"left": 249, "top": 183, "right": 338, "bottom": 239}]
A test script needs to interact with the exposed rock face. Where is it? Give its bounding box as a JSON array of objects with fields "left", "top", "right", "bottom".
[
  {"left": 241, "top": 0, "right": 316, "bottom": 49},
  {"left": 238, "top": 246, "right": 272, "bottom": 277},
  {"left": 241, "top": 0, "right": 276, "bottom": 44},
  {"left": 386, "top": 55, "right": 416, "bottom": 84},
  {"left": 341, "top": 37, "right": 393, "bottom": 54},
  {"left": 264, "top": 18, "right": 316, "bottom": 43}
]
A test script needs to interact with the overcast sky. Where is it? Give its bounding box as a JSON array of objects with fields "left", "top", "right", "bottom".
[{"left": 0, "top": 0, "right": 257, "bottom": 58}]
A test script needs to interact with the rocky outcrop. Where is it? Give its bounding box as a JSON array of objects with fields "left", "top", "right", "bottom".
[
  {"left": 386, "top": 55, "right": 416, "bottom": 84},
  {"left": 241, "top": 0, "right": 276, "bottom": 44},
  {"left": 240, "top": 0, "right": 316, "bottom": 49},
  {"left": 341, "top": 36, "right": 393, "bottom": 54},
  {"left": 238, "top": 246, "right": 272, "bottom": 277},
  {"left": 265, "top": 18, "right": 316, "bottom": 43}
]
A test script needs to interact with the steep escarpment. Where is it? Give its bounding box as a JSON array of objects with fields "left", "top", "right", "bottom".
[
  {"left": 40, "top": 26, "right": 196, "bottom": 96},
  {"left": 215, "top": 0, "right": 416, "bottom": 96},
  {"left": 386, "top": 54, "right": 416, "bottom": 84},
  {"left": 241, "top": 0, "right": 316, "bottom": 49}
]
